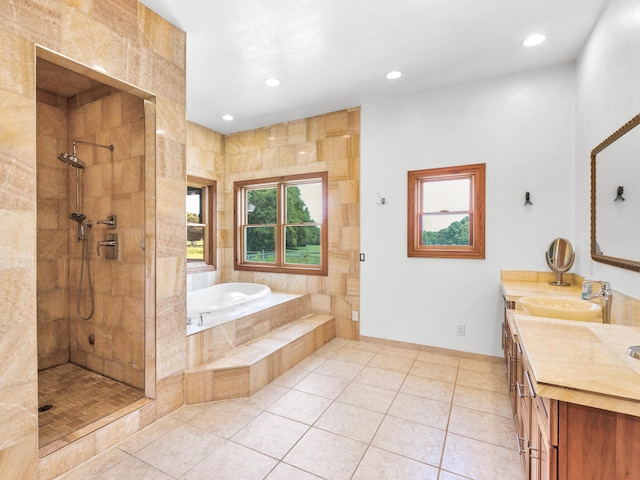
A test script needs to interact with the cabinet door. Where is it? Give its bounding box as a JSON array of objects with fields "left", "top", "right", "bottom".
[
  {"left": 531, "top": 402, "right": 557, "bottom": 480},
  {"left": 515, "top": 343, "right": 531, "bottom": 479}
]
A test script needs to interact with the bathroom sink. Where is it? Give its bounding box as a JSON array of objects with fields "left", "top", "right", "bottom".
[{"left": 518, "top": 296, "right": 603, "bottom": 322}]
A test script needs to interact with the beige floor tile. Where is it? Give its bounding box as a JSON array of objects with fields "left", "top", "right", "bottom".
[
  {"left": 438, "top": 470, "right": 470, "bottom": 480},
  {"left": 331, "top": 347, "right": 376, "bottom": 365},
  {"left": 117, "top": 416, "right": 183, "bottom": 454},
  {"left": 284, "top": 427, "right": 368, "bottom": 480},
  {"left": 345, "top": 340, "right": 382, "bottom": 353},
  {"left": 441, "top": 433, "right": 523, "bottom": 480},
  {"left": 368, "top": 353, "right": 415, "bottom": 373},
  {"left": 168, "top": 402, "right": 209, "bottom": 423},
  {"left": 266, "top": 462, "right": 323, "bottom": 479},
  {"left": 371, "top": 416, "right": 445, "bottom": 466},
  {"left": 416, "top": 351, "right": 460, "bottom": 367},
  {"left": 267, "top": 389, "right": 333, "bottom": 424},
  {"left": 231, "top": 411, "right": 309, "bottom": 459},
  {"left": 459, "top": 357, "right": 504, "bottom": 376},
  {"left": 315, "top": 401, "right": 385, "bottom": 443},
  {"left": 354, "top": 366, "right": 406, "bottom": 391},
  {"left": 56, "top": 448, "right": 130, "bottom": 480},
  {"left": 293, "top": 371, "right": 351, "bottom": 399},
  {"left": 186, "top": 400, "right": 262, "bottom": 438},
  {"left": 182, "top": 440, "right": 278, "bottom": 480},
  {"left": 92, "top": 455, "right": 173, "bottom": 480},
  {"left": 337, "top": 382, "right": 397, "bottom": 413},
  {"left": 295, "top": 353, "right": 328, "bottom": 371},
  {"left": 400, "top": 375, "right": 455, "bottom": 403},
  {"left": 448, "top": 405, "right": 517, "bottom": 450},
  {"left": 352, "top": 446, "right": 439, "bottom": 480},
  {"left": 133, "top": 423, "right": 225, "bottom": 478},
  {"left": 410, "top": 359, "right": 459, "bottom": 383},
  {"left": 314, "top": 358, "right": 364, "bottom": 380},
  {"left": 313, "top": 340, "right": 346, "bottom": 357},
  {"left": 387, "top": 392, "right": 451, "bottom": 430},
  {"left": 378, "top": 345, "right": 420, "bottom": 360},
  {"left": 456, "top": 368, "right": 508, "bottom": 394},
  {"left": 272, "top": 367, "right": 310, "bottom": 387},
  {"left": 233, "top": 382, "right": 289, "bottom": 409},
  {"left": 453, "top": 385, "right": 512, "bottom": 418}
]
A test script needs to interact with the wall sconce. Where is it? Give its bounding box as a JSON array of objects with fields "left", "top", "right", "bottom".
[
  {"left": 377, "top": 193, "right": 387, "bottom": 205},
  {"left": 615, "top": 186, "right": 625, "bottom": 202},
  {"left": 524, "top": 192, "right": 533, "bottom": 206}
]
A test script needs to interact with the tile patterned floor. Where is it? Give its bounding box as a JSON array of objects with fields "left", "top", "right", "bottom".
[
  {"left": 55, "top": 339, "right": 523, "bottom": 480},
  {"left": 39, "top": 363, "right": 145, "bottom": 449}
]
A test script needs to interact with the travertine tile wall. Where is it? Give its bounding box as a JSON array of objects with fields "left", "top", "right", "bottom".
[
  {"left": 36, "top": 90, "right": 71, "bottom": 370},
  {"left": 65, "top": 90, "right": 146, "bottom": 390},
  {"left": 223, "top": 109, "right": 361, "bottom": 340},
  {"left": 0, "top": 1, "right": 187, "bottom": 478},
  {"left": 186, "top": 121, "right": 225, "bottom": 290}
]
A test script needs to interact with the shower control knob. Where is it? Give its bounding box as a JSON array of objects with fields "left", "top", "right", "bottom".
[
  {"left": 97, "top": 234, "right": 118, "bottom": 260},
  {"left": 97, "top": 215, "right": 117, "bottom": 229}
]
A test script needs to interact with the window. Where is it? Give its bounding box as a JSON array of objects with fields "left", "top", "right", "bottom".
[
  {"left": 187, "top": 176, "right": 216, "bottom": 271},
  {"left": 234, "top": 172, "right": 328, "bottom": 275},
  {"left": 408, "top": 163, "right": 485, "bottom": 259}
]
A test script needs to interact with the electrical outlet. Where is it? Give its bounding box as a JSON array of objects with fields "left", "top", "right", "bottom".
[
  {"left": 352, "top": 311, "right": 359, "bottom": 321},
  {"left": 456, "top": 324, "right": 466, "bottom": 336}
]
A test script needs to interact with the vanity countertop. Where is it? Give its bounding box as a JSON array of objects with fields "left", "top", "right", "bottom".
[
  {"left": 501, "top": 278, "right": 583, "bottom": 304},
  {"left": 509, "top": 311, "right": 640, "bottom": 417}
]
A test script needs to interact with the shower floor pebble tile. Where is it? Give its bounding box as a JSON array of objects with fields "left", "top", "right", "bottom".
[
  {"left": 38, "top": 363, "right": 145, "bottom": 449},
  {"left": 54, "top": 339, "right": 523, "bottom": 480}
]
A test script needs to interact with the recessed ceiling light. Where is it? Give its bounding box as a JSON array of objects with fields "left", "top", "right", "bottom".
[
  {"left": 265, "top": 78, "right": 281, "bottom": 87},
  {"left": 93, "top": 65, "right": 108, "bottom": 74},
  {"left": 222, "top": 114, "right": 234, "bottom": 121},
  {"left": 386, "top": 70, "right": 402, "bottom": 80},
  {"left": 523, "top": 34, "right": 546, "bottom": 47}
]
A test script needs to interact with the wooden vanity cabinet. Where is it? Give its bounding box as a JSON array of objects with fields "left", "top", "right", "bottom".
[
  {"left": 503, "top": 314, "right": 558, "bottom": 480},
  {"left": 502, "top": 319, "right": 518, "bottom": 412},
  {"left": 557, "top": 402, "right": 640, "bottom": 479}
]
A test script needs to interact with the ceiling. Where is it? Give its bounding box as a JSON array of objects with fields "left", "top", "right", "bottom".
[{"left": 139, "top": 0, "right": 608, "bottom": 135}]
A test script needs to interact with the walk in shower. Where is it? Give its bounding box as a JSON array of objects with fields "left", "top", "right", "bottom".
[{"left": 36, "top": 57, "right": 149, "bottom": 453}]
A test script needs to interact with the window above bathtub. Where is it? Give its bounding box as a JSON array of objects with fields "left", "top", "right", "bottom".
[
  {"left": 234, "top": 172, "right": 328, "bottom": 276},
  {"left": 187, "top": 176, "right": 217, "bottom": 272},
  {"left": 407, "top": 163, "right": 485, "bottom": 259}
]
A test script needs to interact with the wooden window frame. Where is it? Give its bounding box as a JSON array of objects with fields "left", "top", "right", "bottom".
[
  {"left": 234, "top": 171, "right": 328, "bottom": 276},
  {"left": 187, "top": 176, "right": 217, "bottom": 272},
  {"left": 407, "top": 163, "right": 485, "bottom": 259}
]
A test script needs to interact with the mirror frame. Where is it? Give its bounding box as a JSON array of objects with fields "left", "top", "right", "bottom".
[{"left": 591, "top": 113, "right": 640, "bottom": 272}]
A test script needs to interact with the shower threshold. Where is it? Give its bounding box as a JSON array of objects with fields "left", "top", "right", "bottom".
[{"left": 38, "top": 363, "right": 148, "bottom": 457}]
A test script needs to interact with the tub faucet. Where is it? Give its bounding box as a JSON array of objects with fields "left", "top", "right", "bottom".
[
  {"left": 582, "top": 280, "right": 612, "bottom": 324},
  {"left": 198, "top": 311, "right": 211, "bottom": 327}
]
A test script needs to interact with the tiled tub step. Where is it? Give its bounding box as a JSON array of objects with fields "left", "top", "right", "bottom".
[{"left": 184, "top": 314, "right": 335, "bottom": 403}]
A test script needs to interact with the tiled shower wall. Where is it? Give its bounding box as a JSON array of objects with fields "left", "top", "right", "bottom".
[
  {"left": 66, "top": 90, "right": 146, "bottom": 389},
  {"left": 223, "top": 109, "right": 361, "bottom": 340},
  {"left": 0, "top": 1, "right": 187, "bottom": 478},
  {"left": 36, "top": 91, "right": 71, "bottom": 370}
]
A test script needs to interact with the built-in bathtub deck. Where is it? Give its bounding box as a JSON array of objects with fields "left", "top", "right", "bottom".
[
  {"left": 185, "top": 293, "right": 335, "bottom": 403},
  {"left": 185, "top": 314, "right": 334, "bottom": 403}
]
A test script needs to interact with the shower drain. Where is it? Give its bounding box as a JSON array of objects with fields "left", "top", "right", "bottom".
[{"left": 38, "top": 404, "right": 53, "bottom": 413}]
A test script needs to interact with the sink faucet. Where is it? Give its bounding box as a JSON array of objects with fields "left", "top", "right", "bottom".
[{"left": 582, "top": 280, "right": 612, "bottom": 324}]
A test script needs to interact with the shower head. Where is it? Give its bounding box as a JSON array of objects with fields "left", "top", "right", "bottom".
[
  {"left": 69, "top": 212, "right": 86, "bottom": 224},
  {"left": 58, "top": 152, "right": 85, "bottom": 169}
]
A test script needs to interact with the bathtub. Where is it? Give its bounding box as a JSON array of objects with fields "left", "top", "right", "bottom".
[{"left": 187, "top": 283, "right": 272, "bottom": 332}]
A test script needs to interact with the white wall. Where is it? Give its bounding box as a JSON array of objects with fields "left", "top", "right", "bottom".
[
  {"left": 361, "top": 65, "right": 576, "bottom": 356},
  {"left": 574, "top": 0, "right": 640, "bottom": 299}
]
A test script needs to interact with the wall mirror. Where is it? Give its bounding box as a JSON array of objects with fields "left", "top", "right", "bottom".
[{"left": 591, "top": 113, "right": 640, "bottom": 272}]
